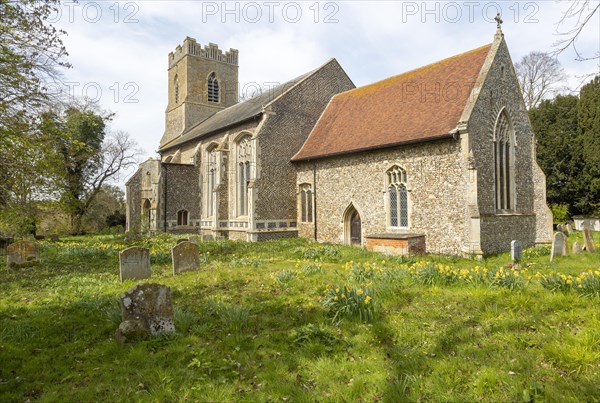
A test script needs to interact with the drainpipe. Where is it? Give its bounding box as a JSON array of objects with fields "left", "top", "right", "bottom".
[
  {"left": 163, "top": 163, "right": 168, "bottom": 231},
  {"left": 313, "top": 162, "right": 317, "bottom": 242}
]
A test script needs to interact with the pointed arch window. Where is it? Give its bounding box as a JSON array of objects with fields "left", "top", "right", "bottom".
[
  {"left": 300, "top": 184, "right": 313, "bottom": 223},
  {"left": 387, "top": 166, "right": 408, "bottom": 228},
  {"left": 177, "top": 210, "right": 188, "bottom": 226},
  {"left": 494, "top": 110, "right": 515, "bottom": 211},
  {"left": 174, "top": 75, "right": 180, "bottom": 104},
  {"left": 237, "top": 136, "right": 252, "bottom": 216},
  {"left": 206, "top": 147, "right": 218, "bottom": 217},
  {"left": 208, "top": 72, "right": 219, "bottom": 103}
]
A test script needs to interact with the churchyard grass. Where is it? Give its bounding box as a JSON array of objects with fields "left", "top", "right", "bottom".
[{"left": 1, "top": 232, "right": 599, "bottom": 401}]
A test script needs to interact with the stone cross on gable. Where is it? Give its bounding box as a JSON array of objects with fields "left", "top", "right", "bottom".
[{"left": 495, "top": 13, "right": 503, "bottom": 29}]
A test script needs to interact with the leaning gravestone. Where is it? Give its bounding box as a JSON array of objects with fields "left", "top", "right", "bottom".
[
  {"left": 119, "top": 247, "right": 151, "bottom": 282},
  {"left": 6, "top": 240, "right": 39, "bottom": 268},
  {"left": 565, "top": 224, "right": 573, "bottom": 235},
  {"left": 172, "top": 241, "right": 200, "bottom": 275},
  {"left": 115, "top": 283, "right": 175, "bottom": 344},
  {"left": 583, "top": 227, "right": 596, "bottom": 253},
  {"left": 511, "top": 240, "right": 522, "bottom": 263},
  {"left": 550, "top": 232, "right": 566, "bottom": 261},
  {"left": 573, "top": 242, "right": 582, "bottom": 255}
]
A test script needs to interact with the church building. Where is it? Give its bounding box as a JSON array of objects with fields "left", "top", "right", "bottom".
[{"left": 126, "top": 23, "right": 553, "bottom": 255}]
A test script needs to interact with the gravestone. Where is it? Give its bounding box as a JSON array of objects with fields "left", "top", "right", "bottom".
[
  {"left": 511, "top": 240, "right": 522, "bottom": 263},
  {"left": 116, "top": 283, "right": 175, "bottom": 344},
  {"left": 573, "top": 242, "right": 582, "bottom": 255},
  {"left": 119, "top": 247, "right": 151, "bottom": 282},
  {"left": 551, "top": 232, "right": 566, "bottom": 261},
  {"left": 203, "top": 234, "right": 214, "bottom": 241},
  {"left": 565, "top": 224, "right": 573, "bottom": 235},
  {"left": 188, "top": 236, "right": 201, "bottom": 244},
  {"left": 172, "top": 241, "right": 200, "bottom": 275},
  {"left": 582, "top": 228, "right": 595, "bottom": 253},
  {"left": 556, "top": 224, "right": 564, "bottom": 233},
  {"left": 50, "top": 234, "right": 59, "bottom": 242},
  {"left": 562, "top": 235, "right": 569, "bottom": 256},
  {"left": 6, "top": 240, "right": 39, "bottom": 268}
]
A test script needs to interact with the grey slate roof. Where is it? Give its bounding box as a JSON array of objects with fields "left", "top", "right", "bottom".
[{"left": 160, "top": 69, "right": 314, "bottom": 151}]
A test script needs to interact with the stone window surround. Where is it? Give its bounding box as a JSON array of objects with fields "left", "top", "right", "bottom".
[
  {"left": 384, "top": 165, "right": 410, "bottom": 230},
  {"left": 177, "top": 209, "right": 189, "bottom": 226},
  {"left": 204, "top": 144, "right": 220, "bottom": 218},
  {"left": 493, "top": 107, "right": 516, "bottom": 213},
  {"left": 207, "top": 72, "right": 219, "bottom": 103},
  {"left": 298, "top": 183, "right": 314, "bottom": 223},
  {"left": 235, "top": 134, "right": 254, "bottom": 218}
]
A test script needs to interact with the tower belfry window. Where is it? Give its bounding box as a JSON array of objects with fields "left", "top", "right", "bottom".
[
  {"left": 208, "top": 72, "right": 219, "bottom": 103},
  {"left": 174, "top": 75, "right": 180, "bottom": 104}
]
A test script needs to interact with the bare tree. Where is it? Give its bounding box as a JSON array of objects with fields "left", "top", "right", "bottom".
[
  {"left": 554, "top": 0, "right": 600, "bottom": 62},
  {"left": 515, "top": 51, "right": 568, "bottom": 110},
  {"left": 68, "top": 130, "right": 140, "bottom": 234}
]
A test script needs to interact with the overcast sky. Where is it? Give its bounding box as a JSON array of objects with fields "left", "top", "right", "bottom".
[{"left": 51, "top": 0, "right": 600, "bottom": 184}]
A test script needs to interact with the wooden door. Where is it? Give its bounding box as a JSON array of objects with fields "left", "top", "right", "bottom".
[{"left": 350, "top": 211, "right": 361, "bottom": 245}]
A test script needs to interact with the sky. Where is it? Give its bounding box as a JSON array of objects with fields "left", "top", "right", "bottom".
[{"left": 50, "top": 0, "right": 600, "bottom": 184}]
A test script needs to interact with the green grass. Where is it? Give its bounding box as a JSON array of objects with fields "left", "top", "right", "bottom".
[{"left": 1, "top": 232, "right": 599, "bottom": 402}]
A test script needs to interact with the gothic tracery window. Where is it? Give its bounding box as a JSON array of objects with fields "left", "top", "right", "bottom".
[
  {"left": 237, "top": 136, "right": 252, "bottom": 216},
  {"left": 387, "top": 166, "right": 408, "bottom": 228},
  {"left": 494, "top": 110, "right": 515, "bottom": 211},
  {"left": 206, "top": 147, "right": 217, "bottom": 217},
  {"left": 208, "top": 72, "right": 219, "bottom": 103},
  {"left": 300, "top": 184, "right": 313, "bottom": 223}
]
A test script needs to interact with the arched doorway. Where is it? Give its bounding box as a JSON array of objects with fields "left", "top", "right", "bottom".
[{"left": 343, "top": 204, "right": 362, "bottom": 246}]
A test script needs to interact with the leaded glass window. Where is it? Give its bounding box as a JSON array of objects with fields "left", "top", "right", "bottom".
[
  {"left": 237, "top": 137, "right": 252, "bottom": 216},
  {"left": 387, "top": 166, "right": 408, "bottom": 228},
  {"left": 494, "top": 110, "right": 514, "bottom": 211},
  {"left": 299, "top": 184, "right": 313, "bottom": 223},
  {"left": 206, "top": 148, "right": 217, "bottom": 217},
  {"left": 208, "top": 72, "right": 219, "bottom": 103}
]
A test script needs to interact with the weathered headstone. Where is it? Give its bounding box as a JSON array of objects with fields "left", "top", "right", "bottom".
[
  {"left": 573, "top": 242, "right": 582, "bottom": 255},
  {"left": 172, "top": 241, "right": 200, "bottom": 275},
  {"left": 562, "top": 235, "right": 569, "bottom": 256},
  {"left": 583, "top": 227, "right": 596, "bottom": 253},
  {"left": 49, "top": 234, "right": 59, "bottom": 242},
  {"left": 551, "top": 232, "right": 566, "bottom": 261},
  {"left": 119, "top": 247, "right": 151, "bottom": 282},
  {"left": 203, "top": 234, "right": 214, "bottom": 241},
  {"left": 556, "top": 224, "right": 564, "bottom": 233},
  {"left": 565, "top": 224, "right": 573, "bottom": 235},
  {"left": 188, "top": 236, "right": 201, "bottom": 244},
  {"left": 511, "top": 240, "right": 522, "bottom": 263},
  {"left": 116, "top": 283, "right": 175, "bottom": 344},
  {"left": 6, "top": 240, "right": 39, "bottom": 268}
]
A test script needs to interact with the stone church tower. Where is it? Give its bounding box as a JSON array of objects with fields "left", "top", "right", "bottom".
[{"left": 160, "top": 37, "right": 239, "bottom": 148}]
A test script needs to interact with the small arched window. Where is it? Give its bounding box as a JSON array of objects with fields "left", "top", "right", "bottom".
[
  {"left": 494, "top": 109, "right": 515, "bottom": 211},
  {"left": 177, "top": 210, "right": 188, "bottom": 226},
  {"left": 300, "top": 184, "right": 313, "bottom": 223},
  {"left": 206, "top": 147, "right": 218, "bottom": 217},
  {"left": 208, "top": 72, "right": 219, "bottom": 103},
  {"left": 174, "top": 75, "right": 180, "bottom": 104},
  {"left": 387, "top": 166, "right": 408, "bottom": 228},
  {"left": 237, "top": 136, "right": 252, "bottom": 216}
]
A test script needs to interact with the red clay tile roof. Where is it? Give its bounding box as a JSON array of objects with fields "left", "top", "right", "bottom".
[{"left": 292, "top": 43, "right": 492, "bottom": 161}]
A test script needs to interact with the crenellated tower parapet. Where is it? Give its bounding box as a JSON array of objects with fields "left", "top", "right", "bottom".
[{"left": 168, "top": 37, "right": 239, "bottom": 69}]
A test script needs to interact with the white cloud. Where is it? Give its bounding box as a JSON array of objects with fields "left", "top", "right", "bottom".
[{"left": 50, "top": 1, "right": 599, "bottom": 185}]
